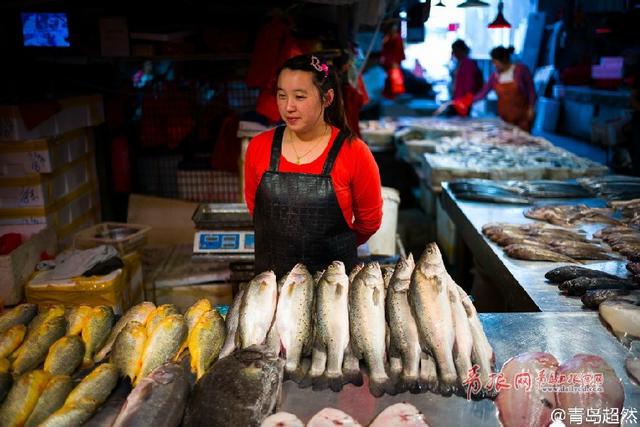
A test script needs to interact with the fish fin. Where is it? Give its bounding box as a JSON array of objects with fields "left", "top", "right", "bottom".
[
  {"left": 311, "top": 373, "right": 329, "bottom": 391},
  {"left": 327, "top": 374, "right": 345, "bottom": 392}
]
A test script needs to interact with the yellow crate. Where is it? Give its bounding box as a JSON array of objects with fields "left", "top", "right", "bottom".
[{"left": 25, "top": 251, "right": 142, "bottom": 315}]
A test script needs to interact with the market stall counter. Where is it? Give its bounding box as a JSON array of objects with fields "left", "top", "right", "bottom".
[
  {"left": 440, "top": 183, "right": 631, "bottom": 312},
  {"left": 279, "top": 312, "right": 639, "bottom": 425}
]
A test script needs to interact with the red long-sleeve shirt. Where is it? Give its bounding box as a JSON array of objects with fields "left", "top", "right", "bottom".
[{"left": 244, "top": 127, "right": 383, "bottom": 245}]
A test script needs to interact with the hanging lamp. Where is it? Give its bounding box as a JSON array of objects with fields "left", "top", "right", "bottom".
[
  {"left": 435, "top": 0, "right": 446, "bottom": 6},
  {"left": 488, "top": 0, "right": 511, "bottom": 28},
  {"left": 457, "top": 0, "right": 489, "bottom": 7}
]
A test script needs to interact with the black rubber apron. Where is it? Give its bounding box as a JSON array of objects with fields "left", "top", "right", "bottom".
[{"left": 253, "top": 126, "right": 358, "bottom": 278}]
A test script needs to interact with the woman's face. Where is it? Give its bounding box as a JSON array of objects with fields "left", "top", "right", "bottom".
[
  {"left": 492, "top": 59, "right": 509, "bottom": 73},
  {"left": 276, "top": 69, "right": 332, "bottom": 134}
]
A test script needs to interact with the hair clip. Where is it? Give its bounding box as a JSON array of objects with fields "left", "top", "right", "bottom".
[{"left": 311, "top": 56, "right": 329, "bottom": 78}]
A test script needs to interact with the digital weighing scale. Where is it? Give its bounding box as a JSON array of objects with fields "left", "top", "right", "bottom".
[{"left": 192, "top": 203, "right": 255, "bottom": 258}]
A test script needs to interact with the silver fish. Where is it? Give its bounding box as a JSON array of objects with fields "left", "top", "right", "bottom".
[
  {"left": 238, "top": 271, "right": 278, "bottom": 349},
  {"left": 219, "top": 284, "right": 245, "bottom": 359}
]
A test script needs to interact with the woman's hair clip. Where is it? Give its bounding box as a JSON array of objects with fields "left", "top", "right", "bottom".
[{"left": 310, "top": 56, "right": 329, "bottom": 78}]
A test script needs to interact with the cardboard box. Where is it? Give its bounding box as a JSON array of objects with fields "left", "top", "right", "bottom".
[
  {"left": 127, "top": 194, "right": 197, "bottom": 246},
  {"left": 0, "top": 128, "right": 94, "bottom": 176},
  {"left": 0, "top": 95, "right": 104, "bottom": 141},
  {"left": 0, "top": 227, "right": 57, "bottom": 305}
]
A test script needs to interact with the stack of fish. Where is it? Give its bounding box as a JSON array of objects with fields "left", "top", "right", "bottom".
[
  {"left": 524, "top": 204, "right": 621, "bottom": 227},
  {"left": 448, "top": 179, "right": 594, "bottom": 205},
  {"left": 545, "top": 266, "right": 640, "bottom": 309},
  {"left": 219, "top": 243, "right": 496, "bottom": 399},
  {"left": 482, "top": 223, "right": 618, "bottom": 262},
  {"left": 579, "top": 175, "right": 640, "bottom": 200},
  {"left": 495, "top": 352, "right": 624, "bottom": 427},
  {"left": 263, "top": 403, "right": 429, "bottom": 427},
  {"left": 594, "top": 225, "right": 640, "bottom": 262}
]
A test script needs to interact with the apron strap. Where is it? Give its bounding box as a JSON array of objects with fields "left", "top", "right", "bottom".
[
  {"left": 321, "top": 130, "right": 347, "bottom": 175},
  {"left": 268, "top": 126, "right": 286, "bottom": 172},
  {"left": 269, "top": 126, "right": 347, "bottom": 175}
]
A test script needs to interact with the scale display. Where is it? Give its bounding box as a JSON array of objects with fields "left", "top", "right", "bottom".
[{"left": 194, "top": 230, "right": 254, "bottom": 254}]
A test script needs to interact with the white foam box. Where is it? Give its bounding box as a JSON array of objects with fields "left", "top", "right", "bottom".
[
  {"left": 0, "top": 128, "right": 94, "bottom": 176},
  {"left": 0, "top": 152, "right": 97, "bottom": 210},
  {"left": 0, "top": 227, "right": 57, "bottom": 305},
  {"left": 0, "top": 95, "right": 104, "bottom": 141}
]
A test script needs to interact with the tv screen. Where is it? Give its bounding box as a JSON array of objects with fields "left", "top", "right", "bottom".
[{"left": 21, "top": 12, "right": 70, "bottom": 47}]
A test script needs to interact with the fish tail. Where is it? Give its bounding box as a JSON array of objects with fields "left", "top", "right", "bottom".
[
  {"left": 399, "top": 374, "right": 421, "bottom": 394},
  {"left": 368, "top": 375, "right": 395, "bottom": 397},
  {"left": 284, "top": 362, "right": 308, "bottom": 384},
  {"left": 327, "top": 374, "right": 345, "bottom": 392},
  {"left": 311, "top": 373, "right": 329, "bottom": 391}
]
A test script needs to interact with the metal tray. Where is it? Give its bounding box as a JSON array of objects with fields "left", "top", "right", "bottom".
[{"left": 192, "top": 203, "right": 253, "bottom": 229}]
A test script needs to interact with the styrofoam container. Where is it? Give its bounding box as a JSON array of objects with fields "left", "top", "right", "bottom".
[{"left": 367, "top": 187, "right": 401, "bottom": 256}]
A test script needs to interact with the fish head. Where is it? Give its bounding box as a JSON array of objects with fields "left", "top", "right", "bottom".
[
  {"left": 416, "top": 243, "right": 444, "bottom": 275},
  {"left": 285, "top": 263, "right": 312, "bottom": 289},
  {"left": 392, "top": 254, "right": 415, "bottom": 285},
  {"left": 325, "top": 261, "right": 346, "bottom": 276},
  {"left": 357, "top": 262, "right": 383, "bottom": 289},
  {"left": 348, "top": 263, "right": 364, "bottom": 283}
]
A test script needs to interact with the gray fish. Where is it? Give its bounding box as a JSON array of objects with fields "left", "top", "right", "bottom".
[
  {"left": 44, "top": 335, "right": 85, "bottom": 376},
  {"left": 112, "top": 363, "right": 189, "bottom": 427},
  {"left": 504, "top": 244, "right": 581, "bottom": 264},
  {"left": 137, "top": 315, "right": 187, "bottom": 383},
  {"left": 0, "top": 304, "right": 37, "bottom": 335},
  {"left": 269, "top": 264, "right": 314, "bottom": 382},
  {"left": 218, "top": 285, "right": 245, "bottom": 359},
  {"left": 545, "top": 266, "right": 621, "bottom": 284},
  {"left": 24, "top": 375, "right": 73, "bottom": 427},
  {"left": 386, "top": 255, "right": 421, "bottom": 393},
  {"left": 599, "top": 299, "right": 640, "bottom": 342},
  {"left": 83, "top": 379, "right": 132, "bottom": 427},
  {"left": 448, "top": 280, "right": 474, "bottom": 393},
  {"left": 553, "top": 246, "right": 619, "bottom": 261},
  {"left": 348, "top": 263, "right": 364, "bottom": 283},
  {"left": 311, "top": 261, "right": 351, "bottom": 391},
  {"left": 183, "top": 345, "right": 284, "bottom": 427},
  {"left": 349, "top": 262, "right": 392, "bottom": 397},
  {"left": 238, "top": 271, "right": 278, "bottom": 349},
  {"left": 38, "top": 400, "right": 96, "bottom": 427},
  {"left": 559, "top": 277, "right": 636, "bottom": 296},
  {"left": 626, "top": 356, "right": 640, "bottom": 385},
  {"left": 12, "top": 313, "right": 67, "bottom": 376},
  {"left": 409, "top": 244, "right": 457, "bottom": 394},
  {"left": 581, "top": 289, "right": 636, "bottom": 309},
  {"left": 65, "top": 363, "right": 119, "bottom": 408}
]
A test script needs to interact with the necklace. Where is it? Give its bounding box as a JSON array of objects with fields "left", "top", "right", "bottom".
[{"left": 288, "top": 126, "right": 328, "bottom": 165}]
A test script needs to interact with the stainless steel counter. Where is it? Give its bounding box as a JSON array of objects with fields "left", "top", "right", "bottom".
[
  {"left": 278, "top": 313, "right": 640, "bottom": 425},
  {"left": 439, "top": 183, "right": 631, "bottom": 312}
]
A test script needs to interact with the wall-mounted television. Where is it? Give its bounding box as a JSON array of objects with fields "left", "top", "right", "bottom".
[{"left": 21, "top": 12, "right": 70, "bottom": 47}]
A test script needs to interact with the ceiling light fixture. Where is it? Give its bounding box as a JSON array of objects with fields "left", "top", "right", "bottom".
[
  {"left": 488, "top": 0, "right": 511, "bottom": 28},
  {"left": 457, "top": 0, "right": 489, "bottom": 8}
]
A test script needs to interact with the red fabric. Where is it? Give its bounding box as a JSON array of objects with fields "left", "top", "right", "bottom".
[
  {"left": 211, "top": 113, "right": 241, "bottom": 173},
  {"left": 244, "top": 127, "right": 383, "bottom": 245},
  {"left": 343, "top": 83, "right": 364, "bottom": 138},
  {"left": 453, "top": 57, "right": 482, "bottom": 100},
  {"left": 0, "top": 233, "right": 22, "bottom": 255},
  {"left": 452, "top": 93, "right": 473, "bottom": 117},
  {"left": 246, "top": 16, "right": 290, "bottom": 89},
  {"left": 495, "top": 80, "right": 532, "bottom": 132},
  {"left": 383, "top": 67, "right": 405, "bottom": 99},
  {"left": 380, "top": 33, "right": 405, "bottom": 69}
]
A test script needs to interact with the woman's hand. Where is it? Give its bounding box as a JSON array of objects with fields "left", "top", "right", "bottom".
[{"left": 434, "top": 101, "right": 452, "bottom": 116}]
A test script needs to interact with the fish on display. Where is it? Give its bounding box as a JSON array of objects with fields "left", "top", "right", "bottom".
[
  {"left": 25, "top": 305, "right": 65, "bottom": 341},
  {"left": 369, "top": 403, "right": 430, "bottom": 427},
  {"left": 188, "top": 309, "right": 226, "bottom": 380},
  {"left": 260, "top": 412, "right": 304, "bottom": 427},
  {"left": 81, "top": 306, "right": 115, "bottom": 368},
  {"left": 0, "top": 369, "right": 51, "bottom": 427},
  {"left": 218, "top": 284, "right": 245, "bottom": 359},
  {"left": 626, "top": 356, "right": 640, "bottom": 385},
  {"left": 24, "top": 375, "right": 73, "bottom": 427},
  {"left": 183, "top": 345, "right": 284, "bottom": 427},
  {"left": 111, "top": 321, "right": 146, "bottom": 381},
  {"left": 558, "top": 277, "right": 636, "bottom": 296},
  {"left": 495, "top": 352, "right": 558, "bottom": 427},
  {"left": 0, "top": 304, "right": 37, "bottom": 335},
  {"left": 145, "top": 304, "right": 179, "bottom": 337},
  {"left": 545, "top": 266, "right": 621, "bottom": 284},
  {"left": 447, "top": 279, "right": 474, "bottom": 394},
  {"left": 581, "top": 289, "right": 638, "bottom": 309},
  {"left": 64, "top": 363, "right": 119, "bottom": 408},
  {"left": 599, "top": 299, "right": 640, "bottom": 342},
  {"left": 268, "top": 263, "right": 314, "bottom": 382},
  {"left": 184, "top": 299, "right": 212, "bottom": 332},
  {"left": 0, "top": 358, "right": 11, "bottom": 402},
  {"left": 38, "top": 400, "right": 97, "bottom": 427},
  {"left": 12, "top": 311, "right": 66, "bottom": 376},
  {"left": 94, "top": 301, "right": 155, "bottom": 362},
  {"left": 551, "top": 245, "right": 619, "bottom": 261},
  {"left": 349, "top": 262, "right": 392, "bottom": 397},
  {"left": 409, "top": 243, "right": 458, "bottom": 395},
  {"left": 137, "top": 314, "right": 187, "bottom": 383},
  {"left": 504, "top": 244, "right": 580, "bottom": 264},
  {"left": 386, "top": 254, "right": 422, "bottom": 393},
  {"left": 65, "top": 306, "right": 93, "bottom": 336},
  {"left": 311, "top": 261, "right": 351, "bottom": 391},
  {"left": 83, "top": 379, "right": 132, "bottom": 427},
  {"left": 0, "top": 325, "right": 26, "bottom": 359},
  {"left": 555, "top": 355, "right": 624, "bottom": 419},
  {"left": 44, "top": 335, "right": 85, "bottom": 376},
  {"left": 306, "top": 408, "right": 361, "bottom": 427},
  {"left": 238, "top": 271, "right": 278, "bottom": 349},
  {"left": 112, "top": 363, "right": 189, "bottom": 427}
]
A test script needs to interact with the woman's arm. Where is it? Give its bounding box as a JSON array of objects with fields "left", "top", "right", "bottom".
[
  {"left": 517, "top": 64, "right": 537, "bottom": 107},
  {"left": 472, "top": 73, "right": 496, "bottom": 103},
  {"left": 350, "top": 142, "right": 383, "bottom": 246}
]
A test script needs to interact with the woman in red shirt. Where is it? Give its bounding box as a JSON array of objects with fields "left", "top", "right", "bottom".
[{"left": 244, "top": 54, "right": 383, "bottom": 277}]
